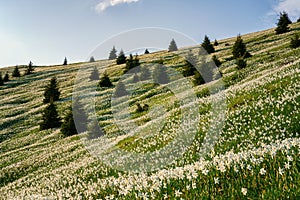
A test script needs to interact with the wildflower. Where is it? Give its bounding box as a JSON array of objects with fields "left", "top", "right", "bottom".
[
  {"left": 214, "top": 177, "right": 220, "bottom": 184},
  {"left": 259, "top": 168, "right": 266, "bottom": 175},
  {"left": 279, "top": 167, "right": 284, "bottom": 176},
  {"left": 284, "top": 162, "right": 291, "bottom": 169},
  {"left": 242, "top": 188, "right": 247, "bottom": 196},
  {"left": 175, "top": 190, "right": 182, "bottom": 197}
]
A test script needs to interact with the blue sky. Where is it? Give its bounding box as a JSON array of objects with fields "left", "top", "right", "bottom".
[{"left": 0, "top": 0, "right": 300, "bottom": 67}]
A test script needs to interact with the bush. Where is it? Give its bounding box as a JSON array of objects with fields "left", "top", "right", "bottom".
[
  {"left": 193, "top": 71, "right": 205, "bottom": 86},
  {"left": 3, "top": 72, "right": 9, "bottom": 82},
  {"left": 40, "top": 102, "right": 61, "bottom": 130},
  {"left": 99, "top": 73, "right": 113, "bottom": 87},
  {"left": 43, "top": 77, "right": 60, "bottom": 103},
  {"left": 125, "top": 54, "right": 140, "bottom": 72},
  {"left": 12, "top": 66, "right": 20, "bottom": 77},
  {"left": 212, "top": 55, "right": 222, "bottom": 67},
  {"left": 290, "top": 34, "right": 300, "bottom": 48}
]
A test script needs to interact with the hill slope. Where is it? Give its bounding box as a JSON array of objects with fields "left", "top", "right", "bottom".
[{"left": 0, "top": 23, "right": 299, "bottom": 199}]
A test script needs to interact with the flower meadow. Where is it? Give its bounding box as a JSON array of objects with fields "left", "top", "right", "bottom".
[{"left": 0, "top": 24, "right": 300, "bottom": 199}]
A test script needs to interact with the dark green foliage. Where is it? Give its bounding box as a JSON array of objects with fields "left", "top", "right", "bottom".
[
  {"left": 90, "top": 67, "right": 99, "bottom": 81},
  {"left": 236, "top": 57, "right": 247, "bottom": 70},
  {"left": 0, "top": 73, "right": 3, "bottom": 86},
  {"left": 232, "top": 35, "right": 251, "bottom": 59},
  {"left": 114, "top": 81, "right": 128, "bottom": 97},
  {"left": 135, "top": 103, "right": 149, "bottom": 113},
  {"left": 275, "top": 11, "right": 292, "bottom": 34},
  {"left": 193, "top": 71, "right": 205, "bottom": 86},
  {"left": 109, "top": 46, "right": 117, "bottom": 60},
  {"left": 12, "top": 66, "right": 20, "bottom": 77},
  {"left": 202, "top": 35, "right": 215, "bottom": 54},
  {"left": 298, "top": 18, "right": 300, "bottom": 23},
  {"left": 89, "top": 56, "right": 95, "bottom": 62},
  {"left": 63, "top": 57, "right": 68, "bottom": 65},
  {"left": 144, "top": 49, "right": 150, "bottom": 54},
  {"left": 140, "top": 66, "right": 151, "bottom": 80},
  {"left": 61, "top": 108, "right": 77, "bottom": 137},
  {"left": 214, "top": 39, "right": 219, "bottom": 46},
  {"left": 3, "top": 72, "right": 9, "bottom": 82},
  {"left": 132, "top": 73, "right": 139, "bottom": 83},
  {"left": 116, "top": 50, "right": 126, "bottom": 65},
  {"left": 40, "top": 102, "right": 61, "bottom": 130},
  {"left": 183, "top": 51, "right": 197, "bottom": 77},
  {"left": 153, "top": 65, "right": 169, "bottom": 84},
  {"left": 72, "top": 98, "right": 88, "bottom": 133},
  {"left": 99, "top": 73, "right": 113, "bottom": 87},
  {"left": 43, "top": 77, "right": 60, "bottom": 103},
  {"left": 168, "top": 38, "right": 178, "bottom": 52},
  {"left": 25, "top": 61, "right": 34, "bottom": 75},
  {"left": 290, "top": 34, "right": 300, "bottom": 48},
  {"left": 212, "top": 55, "right": 222, "bottom": 67},
  {"left": 125, "top": 54, "right": 140, "bottom": 72}
]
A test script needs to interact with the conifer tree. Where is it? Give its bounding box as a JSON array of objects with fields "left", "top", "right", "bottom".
[
  {"left": 63, "top": 57, "right": 68, "bottom": 65},
  {"left": 43, "top": 77, "right": 60, "bottom": 103},
  {"left": 89, "top": 56, "right": 96, "bottom": 62},
  {"left": 183, "top": 50, "right": 197, "bottom": 77},
  {"left": 232, "top": 35, "right": 251, "bottom": 59},
  {"left": 114, "top": 81, "right": 128, "bottom": 97},
  {"left": 12, "top": 65, "right": 21, "bottom": 77},
  {"left": 168, "top": 38, "right": 178, "bottom": 52},
  {"left": 290, "top": 34, "right": 300, "bottom": 48},
  {"left": 140, "top": 66, "right": 151, "bottom": 80},
  {"left": 297, "top": 17, "right": 300, "bottom": 23},
  {"left": 0, "top": 72, "right": 3, "bottom": 86},
  {"left": 275, "top": 11, "right": 292, "bottom": 34},
  {"left": 214, "top": 39, "right": 219, "bottom": 46},
  {"left": 90, "top": 67, "right": 99, "bottom": 81},
  {"left": 3, "top": 72, "right": 9, "bottom": 82},
  {"left": 144, "top": 49, "right": 150, "bottom": 54},
  {"left": 40, "top": 101, "right": 61, "bottom": 130},
  {"left": 99, "top": 73, "right": 113, "bottom": 87},
  {"left": 61, "top": 107, "right": 77, "bottom": 136},
  {"left": 236, "top": 57, "right": 247, "bottom": 70},
  {"left": 125, "top": 54, "right": 140, "bottom": 72},
  {"left": 25, "top": 61, "right": 34, "bottom": 75},
  {"left": 116, "top": 49, "right": 126, "bottom": 65},
  {"left": 153, "top": 65, "right": 169, "bottom": 84},
  {"left": 109, "top": 46, "right": 117, "bottom": 60},
  {"left": 201, "top": 35, "right": 215, "bottom": 54}
]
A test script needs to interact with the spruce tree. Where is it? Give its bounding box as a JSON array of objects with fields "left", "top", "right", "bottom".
[
  {"left": 153, "top": 65, "right": 169, "bottom": 84},
  {"left": 125, "top": 54, "right": 140, "bottom": 72},
  {"left": 12, "top": 66, "right": 20, "bottom": 77},
  {"left": 0, "top": 72, "right": 3, "bottom": 86},
  {"left": 144, "top": 49, "right": 150, "bottom": 54},
  {"left": 43, "top": 77, "right": 60, "bottom": 103},
  {"left": 232, "top": 35, "right": 251, "bottom": 59},
  {"left": 89, "top": 56, "right": 96, "bottom": 62},
  {"left": 63, "top": 57, "right": 68, "bottom": 65},
  {"left": 140, "top": 66, "right": 151, "bottom": 80},
  {"left": 72, "top": 98, "right": 88, "bottom": 133},
  {"left": 114, "top": 81, "right": 128, "bottom": 97},
  {"left": 214, "top": 39, "right": 219, "bottom": 46},
  {"left": 109, "top": 46, "right": 117, "bottom": 60},
  {"left": 40, "top": 102, "right": 61, "bottom": 130},
  {"left": 168, "top": 39, "right": 178, "bottom": 52},
  {"left": 202, "top": 35, "right": 215, "bottom": 54},
  {"left": 116, "top": 49, "right": 126, "bottom": 65},
  {"left": 25, "top": 61, "right": 34, "bottom": 75},
  {"left": 61, "top": 107, "right": 77, "bottom": 136},
  {"left": 290, "top": 34, "right": 300, "bottom": 48},
  {"left": 99, "top": 73, "right": 113, "bottom": 87},
  {"left": 297, "top": 18, "right": 300, "bottom": 23},
  {"left": 236, "top": 57, "right": 247, "bottom": 70},
  {"left": 90, "top": 67, "right": 99, "bottom": 81},
  {"left": 3, "top": 72, "right": 9, "bottom": 82},
  {"left": 275, "top": 11, "right": 292, "bottom": 34}
]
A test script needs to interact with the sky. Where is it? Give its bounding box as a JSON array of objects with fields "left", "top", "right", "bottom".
[{"left": 0, "top": 0, "right": 300, "bottom": 67}]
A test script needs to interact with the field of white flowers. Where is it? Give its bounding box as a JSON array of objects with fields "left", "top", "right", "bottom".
[{"left": 0, "top": 23, "right": 299, "bottom": 199}]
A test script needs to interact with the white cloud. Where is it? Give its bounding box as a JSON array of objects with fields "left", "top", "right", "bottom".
[
  {"left": 272, "top": 0, "right": 300, "bottom": 18},
  {"left": 95, "top": 0, "right": 139, "bottom": 12}
]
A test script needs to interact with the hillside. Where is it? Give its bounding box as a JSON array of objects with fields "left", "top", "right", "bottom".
[{"left": 0, "top": 23, "right": 300, "bottom": 199}]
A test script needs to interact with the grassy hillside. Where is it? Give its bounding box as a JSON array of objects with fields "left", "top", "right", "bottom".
[{"left": 0, "top": 23, "right": 300, "bottom": 199}]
